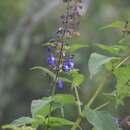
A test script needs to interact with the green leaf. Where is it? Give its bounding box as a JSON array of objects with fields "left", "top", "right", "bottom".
[
  {"left": 113, "top": 64, "right": 130, "bottom": 107},
  {"left": 114, "top": 64, "right": 130, "bottom": 88},
  {"left": 100, "top": 21, "right": 130, "bottom": 30},
  {"left": 58, "top": 77, "right": 72, "bottom": 83},
  {"left": 47, "top": 117, "right": 75, "bottom": 127},
  {"left": 88, "top": 53, "right": 117, "bottom": 77},
  {"left": 31, "top": 98, "right": 52, "bottom": 118},
  {"left": 118, "top": 35, "right": 130, "bottom": 46},
  {"left": 2, "top": 125, "right": 17, "bottom": 130},
  {"left": 10, "top": 117, "right": 36, "bottom": 127},
  {"left": 84, "top": 107, "right": 119, "bottom": 130},
  {"left": 53, "top": 94, "right": 76, "bottom": 105},
  {"left": 68, "top": 44, "right": 88, "bottom": 51},
  {"left": 42, "top": 42, "right": 55, "bottom": 46},
  {"left": 96, "top": 44, "right": 128, "bottom": 55},
  {"left": 31, "top": 66, "right": 56, "bottom": 79},
  {"left": 69, "top": 70, "right": 84, "bottom": 87}
]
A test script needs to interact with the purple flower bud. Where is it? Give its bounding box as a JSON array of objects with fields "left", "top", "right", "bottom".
[
  {"left": 48, "top": 46, "right": 52, "bottom": 52},
  {"left": 58, "top": 80, "right": 63, "bottom": 88}
]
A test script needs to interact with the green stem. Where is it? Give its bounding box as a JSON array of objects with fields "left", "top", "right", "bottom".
[
  {"left": 114, "top": 55, "right": 130, "bottom": 70},
  {"left": 71, "top": 74, "right": 109, "bottom": 130},
  {"left": 94, "top": 101, "right": 110, "bottom": 112},
  {"left": 74, "top": 86, "right": 82, "bottom": 115},
  {"left": 86, "top": 75, "right": 109, "bottom": 107}
]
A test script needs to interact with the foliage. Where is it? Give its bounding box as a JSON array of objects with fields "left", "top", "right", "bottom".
[{"left": 2, "top": 1, "right": 130, "bottom": 130}]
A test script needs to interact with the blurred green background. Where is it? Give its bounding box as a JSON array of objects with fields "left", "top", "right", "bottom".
[{"left": 0, "top": 0, "right": 130, "bottom": 129}]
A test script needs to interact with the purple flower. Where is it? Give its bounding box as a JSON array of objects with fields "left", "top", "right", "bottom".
[
  {"left": 48, "top": 54, "right": 56, "bottom": 65},
  {"left": 64, "top": 62, "right": 70, "bottom": 72},
  {"left": 115, "top": 118, "right": 121, "bottom": 125},
  {"left": 58, "top": 80, "right": 63, "bottom": 88},
  {"left": 48, "top": 46, "right": 52, "bottom": 52},
  {"left": 56, "top": 27, "right": 63, "bottom": 36},
  {"left": 68, "top": 59, "right": 75, "bottom": 70}
]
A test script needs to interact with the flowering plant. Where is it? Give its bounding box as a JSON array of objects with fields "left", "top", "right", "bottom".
[{"left": 2, "top": 0, "right": 130, "bottom": 130}]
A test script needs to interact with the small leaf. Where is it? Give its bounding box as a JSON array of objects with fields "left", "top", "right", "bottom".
[
  {"left": 96, "top": 44, "right": 127, "bottom": 55},
  {"left": 69, "top": 70, "right": 84, "bottom": 87},
  {"left": 100, "top": 21, "right": 130, "bottom": 30},
  {"left": 54, "top": 94, "right": 76, "bottom": 105},
  {"left": 68, "top": 44, "right": 88, "bottom": 51},
  {"left": 47, "top": 117, "right": 75, "bottom": 127},
  {"left": 10, "top": 117, "right": 36, "bottom": 127},
  {"left": 114, "top": 64, "right": 130, "bottom": 88},
  {"left": 31, "top": 99, "right": 52, "bottom": 118},
  {"left": 118, "top": 35, "right": 130, "bottom": 46},
  {"left": 42, "top": 42, "right": 55, "bottom": 46},
  {"left": 84, "top": 107, "right": 119, "bottom": 130},
  {"left": 31, "top": 66, "right": 56, "bottom": 79},
  {"left": 88, "top": 53, "right": 117, "bottom": 77},
  {"left": 58, "top": 77, "right": 72, "bottom": 83},
  {"left": 112, "top": 64, "right": 130, "bottom": 107},
  {"left": 2, "top": 125, "right": 17, "bottom": 130}
]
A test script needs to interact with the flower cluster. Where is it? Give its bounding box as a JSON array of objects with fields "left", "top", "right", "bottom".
[{"left": 47, "top": 0, "right": 83, "bottom": 88}]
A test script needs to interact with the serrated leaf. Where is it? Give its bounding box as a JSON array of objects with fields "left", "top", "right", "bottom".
[
  {"left": 68, "top": 44, "right": 88, "bottom": 51},
  {"left": 114, "top": 64, "right": 130, "bottom": 88},
  {"left": 84, "top": 107, "right": 119, "bottom": 130},
  {"left": 31, "top": 99, "right": 52, "bottom": 118},
  {"left": 31, "top": 66, "right": 56, "bottom": 79},
  {"left": 10, "top": 117, "right": 36, "bottom": 127},
  {"left": 100, "top": 21, "right": 130, "bottom": 30},
  {"left": 112, "top": 64, "right": 130, "bottom": 107},
  {"left": 88, "top": 53, "right": 117, "bottom": 77},
  {"left": 54, "top": 94, "right": 76, "bottom": 105},
  {"left": 68, "top": 70, "right": 84, "bottom": 87},
  {"left": 47, "top": 117, "right": 75, "bottom": 127}
]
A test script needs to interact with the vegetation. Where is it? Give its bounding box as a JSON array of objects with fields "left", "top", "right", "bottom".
[{"left": 1, "top": 0, "right": 130, "bottom": 130}]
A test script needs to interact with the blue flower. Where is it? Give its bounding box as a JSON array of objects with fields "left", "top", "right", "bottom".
[
  {"left": 56, "top": 27, "right": 63, "bottom": 36},
  {"left": 48, "top": 54, "right": 56, "bottom": 65},
  {"left": 114, "top": 118, "right": 121, "bottom": 125},
  {"left": 68, "top": 59, "right": 75, "bottom": 70},
  {"left": 48, "top": 46, "right": 52, "bottom": 52},
  {"left": 58, "top": 80, "right": 63, "bottom": 88},
  {"left": 64, "top": 62, "right": 70, "bottom": 72}
]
